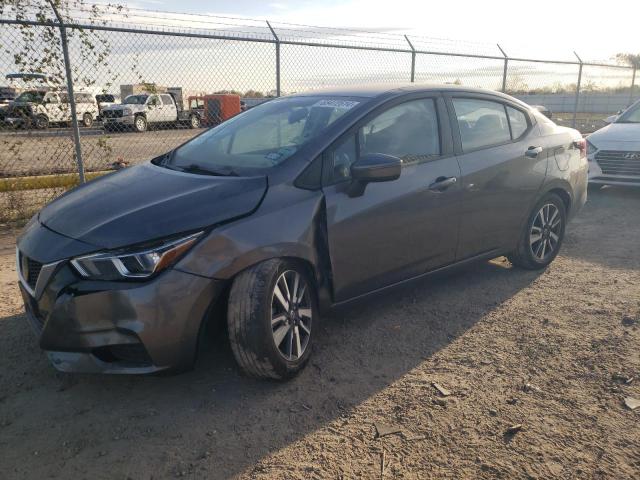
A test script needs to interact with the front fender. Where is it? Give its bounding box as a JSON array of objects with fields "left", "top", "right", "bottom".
[{"left": 175, "top": 185, "right": 326, "bottom": 281}]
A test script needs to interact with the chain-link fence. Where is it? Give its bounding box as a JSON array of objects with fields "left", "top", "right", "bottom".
[{"left": 1, "top": 4, "right": 638, "bottom": 222}]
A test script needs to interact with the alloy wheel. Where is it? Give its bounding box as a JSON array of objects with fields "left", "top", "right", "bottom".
[
  {"left": 271, "top": 270, "right": 312, "bottom": 361},
  {"left": 529, "top": 203, "right": 562, "bottom": 261}
]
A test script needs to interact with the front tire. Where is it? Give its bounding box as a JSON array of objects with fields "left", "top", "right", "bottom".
[
  {"left": 189, "top": 114, "right": 200, "bottom": 129},
  {"left": 34, "top": 115, "right": 49, "bottom": 129},
  {"left": 227, "top": 259, "right": 316, "bottom": 380},
  {"left": 82, "top": 113, "right": 93, "bottom": 128},
  {"left": 508, "top": 193, "right": 566, "bottom": 270},
  {"left": 134, "top": 115, "right": 147, "bottom": 132}
]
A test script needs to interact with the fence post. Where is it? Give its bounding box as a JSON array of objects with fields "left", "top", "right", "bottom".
[
  {"left": 47, "top": 0, "right": 85, "bottom": 183},
  {"left": 497, "top": 44, "right": 508, "bottom": 93},
  {"left": 266, "top": 21, "right": 281, "bottom": 97},
  {"left": 629, "top": 67, "right": 637, "bottom": 106},
  {"left": 405, "top": 35, "right": 416, "bottom": 83},
  {"left": 572, "top": 51, "right": 583, "bottom": 129}
]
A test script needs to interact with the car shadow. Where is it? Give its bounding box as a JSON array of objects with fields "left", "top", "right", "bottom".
[
  {"left": 562, "top": 185, "right": 640, "bottom": 269},
  {"left": 0, "top": 258, "right": 541, "bottom": 479}
]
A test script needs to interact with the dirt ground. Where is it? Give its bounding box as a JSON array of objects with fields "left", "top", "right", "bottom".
[{"left": 0, "top": 186, "right": 639, "bottom": 479}]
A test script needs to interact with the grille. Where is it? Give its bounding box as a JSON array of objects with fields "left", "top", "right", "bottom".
[
  {"left": 102, "top": 109, "right": 123, "bottom": 118},
  {"left": 19, "top": 252, "right": 43, "bottom": 290},
  {"left": 596, "top": 150, "right": 640, "bottom": 176}
]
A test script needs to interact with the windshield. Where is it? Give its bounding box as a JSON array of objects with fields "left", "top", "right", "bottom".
[
  {"left": 616, "top": 101, "right": 640, "bottom": 123},
  {"left": 14, "top": 91, "right": 45, "bottom": 103},
  {"left": 165, "top": 96, "right": 361, "bottom": 173},
  {"left": 124, "top": 95, "right": 149, "bottom": 105}
]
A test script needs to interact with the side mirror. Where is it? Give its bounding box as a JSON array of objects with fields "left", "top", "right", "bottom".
[
  {"left": 604, "top": 114, "right": 618, "bottom": 124},
  {"left": 348, "top": 153, "right": 401, "bottom": 197}
]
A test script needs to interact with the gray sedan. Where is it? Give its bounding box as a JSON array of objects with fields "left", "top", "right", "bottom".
[{"left": 16, "top": 84, "right": 588, "bottom": 379}]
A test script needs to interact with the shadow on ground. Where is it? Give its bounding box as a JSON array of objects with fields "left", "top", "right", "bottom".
[{"left": 0, "top": 258, "right": 540, "bottom": 479}]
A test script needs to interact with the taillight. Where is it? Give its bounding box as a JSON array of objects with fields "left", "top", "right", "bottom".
[{"left": 574, "top": 138, "right": 586, "bottom": 159}]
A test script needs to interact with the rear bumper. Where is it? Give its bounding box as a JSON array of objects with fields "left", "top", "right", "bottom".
[{"left": 19, "top": 265, "right": 224, "bottom": 374}]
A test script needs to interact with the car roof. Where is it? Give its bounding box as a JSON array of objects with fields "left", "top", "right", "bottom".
[
  {"left": 291, "top": 83, "right": 508, "bottom": 98},
  {"left": 290, "top": 83, "right": 532, "bottom": 112}
]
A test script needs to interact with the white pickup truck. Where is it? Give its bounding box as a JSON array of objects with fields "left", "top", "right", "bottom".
[{"left": 101, "top": 93, "right": 202, "bottom": 132}]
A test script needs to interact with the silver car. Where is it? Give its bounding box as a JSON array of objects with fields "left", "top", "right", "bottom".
[{"left": 587, "top": 99, "right": 640, "bottom": 187}]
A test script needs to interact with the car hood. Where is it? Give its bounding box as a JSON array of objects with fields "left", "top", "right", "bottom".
[
  {"left": 39, "top": 162, "right": 267, "bottom": 250},
  {"left": 588, "top": 123, "right": 640, "bottom": 150}
]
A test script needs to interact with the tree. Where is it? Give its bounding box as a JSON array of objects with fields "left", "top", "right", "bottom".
[
  {"left": 0, "top": 0, "right": 126, "bottom": 92},
  {"left": 615, "top": 53, "right": 640, "bottom": 69}
]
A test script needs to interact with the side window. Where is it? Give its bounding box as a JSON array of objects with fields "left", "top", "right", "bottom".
[
  {"left": 360, "top": 99, "right": 440, "bottom": 163},
  {"left": 507, "top": 106, "right": 528, "bottom": 139},
  {"left": 160, "top": 94, "right": 173, "bottom": 106},
  {"left": 452, "top": 98, "right": 511, "bottom": 151},
  {"left": 147, "top": 95, "right": 160, "bottom": 107},
  {"left": 327, "top": 98, "right": 440, "bottom": 184}
]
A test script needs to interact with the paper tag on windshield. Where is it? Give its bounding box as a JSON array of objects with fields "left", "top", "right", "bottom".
[{"left": 312, "top": 99, "right": 359, "bottom": 110}]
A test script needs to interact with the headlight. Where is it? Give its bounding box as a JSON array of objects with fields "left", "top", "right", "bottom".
[
  {"left": 71, "top": 232, "right": 202, "bottom": 281},
  {"left": 586, "top": 139, "right": 597, "bottom": 156},
  {"left": 123, "top": 108, "right": 132, "bottom": 116}
]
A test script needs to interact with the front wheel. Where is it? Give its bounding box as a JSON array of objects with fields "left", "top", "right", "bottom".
[
  {"left": 227, "top": 259, "right": 316, "bottom": 380},
  {"left": 189, "top": 114, "right": 200, "bottom": 129},
  {"left": 82, "top": 113, "right": 93, "bottom": 128},
  {"left": 34, "top": 115, "right": 49, "bottom": 129},
  {"left": 508, "top": 193, "right": 567, "bottom": 270},
  {"left": 133, "top": 115, "right": 147, "bottom": 132}
]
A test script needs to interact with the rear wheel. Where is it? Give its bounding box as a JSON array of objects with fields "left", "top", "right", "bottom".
[
  {"left": 227, "top": 259, "right": 316, "bottom": 380},
  {"left": 134, "top": 115, "right": 147, "bottom": 132},
  {"left": 508, "top": 193, "right": 566, "bottom": 270}
]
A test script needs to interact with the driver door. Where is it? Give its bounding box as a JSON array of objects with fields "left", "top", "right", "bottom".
[
  {"left": 146, "top": 95, "right": 162, "bottom": 123},
  {"left": 322, "top": 96, "right": 462, "bottom": 302},
  {"left": 45, "top": 93, "right": 64, "bottom": 122}
]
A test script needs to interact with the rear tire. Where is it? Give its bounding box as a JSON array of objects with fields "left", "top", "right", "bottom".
[
  {"left": 134, "top": 115, "right": 147, "bottom": 132},
  {"left": 227, "top": 258, "right": 316, "bottom": 380},
  {"left": 508, "top": 192, "right": 566, "bottom": 270}
]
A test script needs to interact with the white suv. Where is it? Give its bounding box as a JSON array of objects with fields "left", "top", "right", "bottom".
[{"left": 587, "top": 99, "right": 640, "bottom": 187}]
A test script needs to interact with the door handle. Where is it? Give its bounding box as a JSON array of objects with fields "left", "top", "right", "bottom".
[
  {"left": 428, "top": 176, "right": 457, "bottom": 192},
  {"left": 526, "top": 146, "right": 543, "bottom": 158}
]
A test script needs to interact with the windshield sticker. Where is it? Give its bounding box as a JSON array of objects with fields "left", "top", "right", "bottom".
[{"left": 312, "top": 99, "right": 360, "bottom": 110}]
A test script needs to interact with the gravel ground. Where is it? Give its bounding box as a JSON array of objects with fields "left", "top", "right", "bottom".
[{"left": 0, "top": 186, "right": 639, "bottom": 479}]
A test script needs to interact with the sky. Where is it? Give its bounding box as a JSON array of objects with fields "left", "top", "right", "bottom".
[{"left": 122, "top": 0, "right": 640, "bottom": 62}]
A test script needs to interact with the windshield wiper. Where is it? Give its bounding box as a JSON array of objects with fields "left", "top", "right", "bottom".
[{"left": 177, "top": 164, "right": 240, "bottom": 177}]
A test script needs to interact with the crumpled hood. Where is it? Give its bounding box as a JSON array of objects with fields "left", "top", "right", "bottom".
[
  {"left": 588, "top": 123, "right": 640, "bottom": 151},
  {"left": 39, "top": 162, "right": 267, "bottom": 249}
]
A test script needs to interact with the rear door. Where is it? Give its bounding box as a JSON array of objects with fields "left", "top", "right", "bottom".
[
  {"left": 446, "top": 94, "right": 547, "bottom": 259},
  {"left": 322, "top": 95, "right": 462, "bottom": 302}
]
